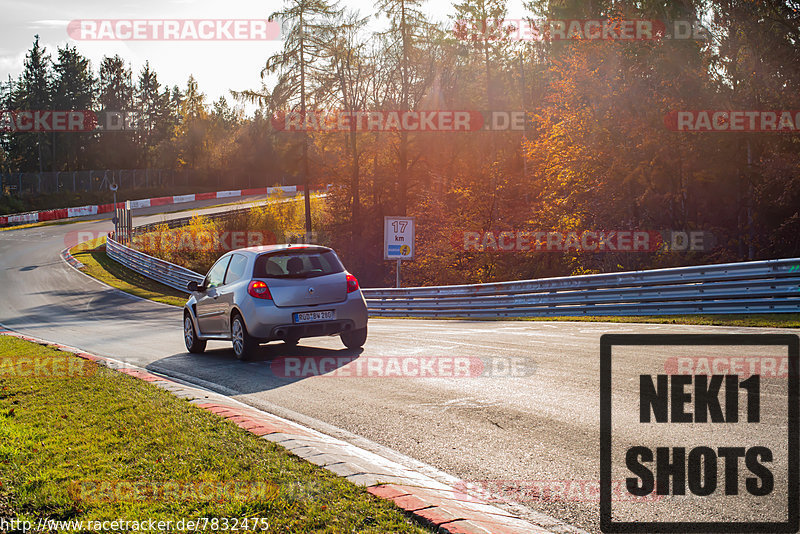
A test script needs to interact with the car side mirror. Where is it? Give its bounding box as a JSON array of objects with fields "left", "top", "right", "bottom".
[{"left": 188, "top": 281, "right": 201, "bottom": 292}]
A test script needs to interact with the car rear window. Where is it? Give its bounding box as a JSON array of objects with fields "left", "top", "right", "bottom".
[{"left": 253, "top": 249, "right": 344, "bottom": 279}]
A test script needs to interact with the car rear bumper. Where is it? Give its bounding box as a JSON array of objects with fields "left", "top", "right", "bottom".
[
  {"left": 269, "top": 319, "right": 356, "bottom": 341},
  {"left": 238, "top": 291, "right": 369, "bottom": 340}
]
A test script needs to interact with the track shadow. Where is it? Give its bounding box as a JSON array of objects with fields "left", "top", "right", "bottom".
[{"left": 145, "top": 341, "right": 364, "bottom": 395}]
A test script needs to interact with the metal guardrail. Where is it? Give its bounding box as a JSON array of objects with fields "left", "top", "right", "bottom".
[
  {"left": 361, "top": 257, "right": 800, "bottom": 317},
  {"left": 106, "top": 236, "right": 203, "bottom": 293},
  {"left": 106, "top": 230, "right": 800, "bottom": 316}
]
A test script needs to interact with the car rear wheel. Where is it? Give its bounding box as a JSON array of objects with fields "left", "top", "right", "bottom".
[
  {"left": 231, "top": 314, "right": 256, "bottom": 360},
  {"left": 340, "top": 326, "right": 367, "bottom": 349},
  {"left": 184, "top": 313, "right": 206, "bottom": 354}
]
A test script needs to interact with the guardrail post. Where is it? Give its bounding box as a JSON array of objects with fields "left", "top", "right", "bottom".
[{"left": 396, "top": 259, "right": 401, "bottom": 288}]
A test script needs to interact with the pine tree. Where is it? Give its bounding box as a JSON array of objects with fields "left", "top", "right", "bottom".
[
  {"left": 263, "top": 0, "right": 343, "bottom": 238},
  {"left": 375, "top": 0, "right": 430, "bottom": 215},
  {"left": 97, "top": 55, "right": 135, "bottom": 168},
  {"left": 136, "top": 62, "right": 171, "bottom": 167},
  {"left": 323, "top": 10, "right": 371, "bottom": 246},
  {"left": 52, "top": 45, "right": 95, "bottom": 171},
  {"left": 11, "top": 36, "right": 52, "bottom": 173}
]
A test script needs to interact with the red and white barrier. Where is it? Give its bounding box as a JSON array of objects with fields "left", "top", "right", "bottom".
[
  {"left": 5, "top": 212, "right": 40, "bottom": 224},
  {"left": 0, "top": 185, "right": 325, "bottom": 227},
  {"left": 67, "top": 205, "right": 98, "bottom": 217},
  {"left": 127, "top": 199, "right": 151, "bottom": 209}
]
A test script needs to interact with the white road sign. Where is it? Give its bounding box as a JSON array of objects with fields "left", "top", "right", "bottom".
[{"left": 384, "top": 216, "right": 415, "bottom": 260}]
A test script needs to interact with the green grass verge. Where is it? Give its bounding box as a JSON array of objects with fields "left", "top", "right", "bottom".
[
  {"left": 69, "top": 238, "right": 186, "bottom": 307},
  {"left": 0, "top": 335, "right": 430, "bottom": 533}
]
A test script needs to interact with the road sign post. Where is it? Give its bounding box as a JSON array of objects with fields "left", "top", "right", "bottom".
[
  {"left": 384, "top": 216, "right": 415, "bottom": 288},
  {"left": 115, "top": 200, "right": 132, "bottom": 245},
  {"left": 110, "top": 182, "right": 119, "bottom": 238}
]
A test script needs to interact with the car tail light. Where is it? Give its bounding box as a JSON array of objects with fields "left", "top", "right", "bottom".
[
  {"left": 248, "top": 280, "right": 272, "bottom": 299},
  {"left": 346, "top": 273, "right": 359, "bottom": 293}
]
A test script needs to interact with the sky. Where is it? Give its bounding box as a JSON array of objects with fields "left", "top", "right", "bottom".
[{"left": 0, "top": 0, "right": 528, "bottom": 115}]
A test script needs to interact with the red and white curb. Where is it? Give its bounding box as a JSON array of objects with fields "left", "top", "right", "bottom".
[
  {"left": 60, "top": 246, "right": 85, "bottom": 269},
  {"left": 0, "top": 185, "right": 324, "bottom": 227},
  {"left": 0, "top": 326, "right": 584, "bottom": 534}
]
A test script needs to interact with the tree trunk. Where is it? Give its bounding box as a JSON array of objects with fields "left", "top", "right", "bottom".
[{"left": 299, "top": 11, "right": 313, "bottom": 238}]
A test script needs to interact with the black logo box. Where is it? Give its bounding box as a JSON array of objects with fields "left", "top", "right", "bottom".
[{"left": 600, "top": 334, "right": 799, "bottom": 533}]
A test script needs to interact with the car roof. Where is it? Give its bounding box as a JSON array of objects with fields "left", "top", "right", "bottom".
[{"left": 234, "top": 244, "right": 332, "bottom": 256}]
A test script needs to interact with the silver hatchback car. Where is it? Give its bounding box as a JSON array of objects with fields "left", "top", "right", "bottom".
[{"left": 183, "top": 244, "right": 368, "bottom": 360}]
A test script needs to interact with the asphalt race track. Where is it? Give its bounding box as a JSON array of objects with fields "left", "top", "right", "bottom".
[{"left": 1, "top": 198, "right": 797, "bottom": 532}]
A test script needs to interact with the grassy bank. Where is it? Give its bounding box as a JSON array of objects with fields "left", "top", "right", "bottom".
[
  {"left": 70, "top": 237, "right": 187, "bottom": 307},
  {"left": 0, "top": 335, "right": 430, "bottom": 533}
]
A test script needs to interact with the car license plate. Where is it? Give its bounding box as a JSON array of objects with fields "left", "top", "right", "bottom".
[{"left": 293, "top": 310, "right": 335, "bottom": 323}]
